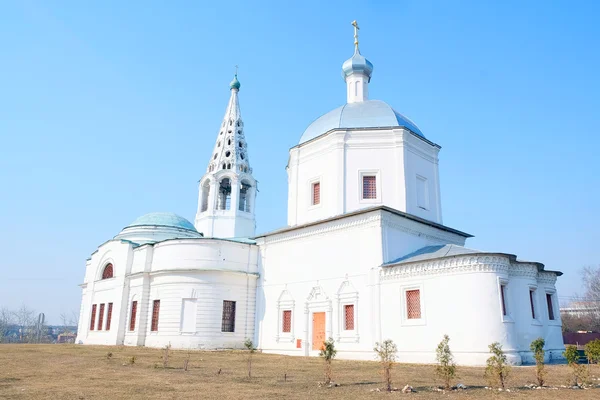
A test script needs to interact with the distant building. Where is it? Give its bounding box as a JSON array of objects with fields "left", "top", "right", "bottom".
[
  {"left": 76, "top": 23, "right": 565, "bottom": 366},
  {"left": 560, "top": 301, "right": 599, "bottom": 318}
]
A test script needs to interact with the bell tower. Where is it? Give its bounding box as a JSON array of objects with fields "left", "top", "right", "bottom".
[{"left": 194, "top": 74, "right": 257, "bottom": 238}]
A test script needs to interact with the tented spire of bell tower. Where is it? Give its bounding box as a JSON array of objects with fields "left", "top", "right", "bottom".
[{"left": 195, "top": 73, "right": 257, "bottom": 238}]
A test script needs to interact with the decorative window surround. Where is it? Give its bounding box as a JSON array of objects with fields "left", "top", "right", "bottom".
[
  {"left": 276, "top": 290, "right": 295, "bottom": 343},
  {"left": 528, "top": 285, "right": 542, "bottom": 326},
  {"left": 498, "top": 278, "right": 513, "bottom": 323},
  {"left": 335, "top": 280, "right": 360, "bottom": 343},
  {"left": 359, "top": 170, "right": 381, "bottom": 203},
  {"left": 545, "top": 290, "right": 560, "bottom": 325},
  {"left": 401, "top": 283, "right": 426, "bottom": 326},
  {"left": 304, "top": 285, "right": 333, "bottom": 353}
]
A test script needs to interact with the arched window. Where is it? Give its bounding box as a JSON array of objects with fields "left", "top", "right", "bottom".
[
  {"left": 217, "top": 178, "right": 231, "bottom": 210},
  {"left": 201, "top": 180, "right": 210, "bottom": 212},
  {"left": 102, "top": 263, "right": 113, "bottom": 279},
  {"left": 239, "top": 181, "right": 251, "bottom": 212}
]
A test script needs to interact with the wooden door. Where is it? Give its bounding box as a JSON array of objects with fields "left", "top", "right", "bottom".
[{"left": 312, "top": 312, "right": 326, "bottom": 351}]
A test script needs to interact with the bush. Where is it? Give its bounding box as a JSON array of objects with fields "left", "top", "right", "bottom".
[
  {"left": 484, "top": 342, "right": 510, "bottom": 389},
  {"left": 162, "top": 343, "right": 171, "bottom": 368},
  {"left": 564, "top": 345, "right": 588, "bottom": 386},
  {"left": 530, "top": 337, "right": 546, "bottom": 386},
  {"left": 585, "top": 339, "right": 600, "bottom": 365},
  {"left": 319, "top": 337, "right": 337, "bottom": 384},
  {"left": 374, "top": 339, "right": 397, "bottom": 391},
  {"left": 435, "top": 335, "right": 457, "bottom": 390}
]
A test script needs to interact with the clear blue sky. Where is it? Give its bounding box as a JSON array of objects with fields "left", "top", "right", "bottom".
[{"left": 0, "top": 1, "right": 598, "bottom": 324}]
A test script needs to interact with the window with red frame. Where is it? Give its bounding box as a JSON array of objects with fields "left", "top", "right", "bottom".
[
  {"left": 90, "top": 304, "right": 97, "bottom": 330},
  {"left": 312, "top": 182, "right": 320, "bottom": 205},
  {"left": 129, "top": 301, "right": 137, "bottom": 331},
  {"left": 151, "top": 300, "right": 160, "bottom": 331},
  {"left": 529, "top": 290, "right": 536, "bottom": 319},
  {"left": 97, "top": 303, "right": 105, "bottom": 330},
  {"left": 282, "top": 310, "right": 292, "bottom": 333},
  {"left": 221, "top": 300, "right": 236, "bottom": 332},
  {"left": 106, "top": 303, "right": 113, "bottom": 330},
  {"left": 362, "top": 175, "right": 376, "bottom": 199},
  {"left": 344, "top": 304, "right": 355, "bottom": 330},
  {"left": 406, "top": 290, "right": 421, "bottom": 319},
  {"left": 102, "top": 263, "right": 113, "bottom": 279}
]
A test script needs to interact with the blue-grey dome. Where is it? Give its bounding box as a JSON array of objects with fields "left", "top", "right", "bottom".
[
  {"left": 342, "top": 49, "right": 373, "bottom": 81},
  {"left": 299, "top": 100, "right": 424, "bottom": 144},
  {"left": 127, "top": 212, "right": 197, "bottom": 232}
]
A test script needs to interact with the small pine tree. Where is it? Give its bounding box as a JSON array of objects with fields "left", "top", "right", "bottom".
[
  {"left": 319, "top": 337, "right": 337, "bottom": 384},
  {"left": 435, "top": 335, "right": 457, "bottom": 390},
  {"left": 374, "top": 339, "right": 397, "bottom": 392},
  {"left": 244, "top": 338, "right": 256, "bottom": 378},
  {"left": 484, "top": 342, "right": 511, "bottom": 389},
  {"left": 530, "top": 337, "right": 546, "bottom": 386}
]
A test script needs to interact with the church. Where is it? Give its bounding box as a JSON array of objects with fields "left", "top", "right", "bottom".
[{"left": 76, "top": 24, "right": 565, "bottom": 365}]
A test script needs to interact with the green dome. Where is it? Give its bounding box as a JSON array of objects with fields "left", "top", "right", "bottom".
[{"left": 230, "top": 74, "right": 241, "bottom": 90}]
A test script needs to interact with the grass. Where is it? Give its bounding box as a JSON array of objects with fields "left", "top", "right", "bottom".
[{"left": 0, "top": 344, "right": 599, "bottom": 399}]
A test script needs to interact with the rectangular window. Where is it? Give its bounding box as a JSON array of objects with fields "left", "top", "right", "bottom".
[
  {"left": 344, "top": 304, "right": 355, "bottom": 330},
  {"left": 529, "top": 290, "right": 536, "bottom": 319},
  {"left": 500, "top": 285, "right": 507, "bottom": 316},
  {"left": 221, "top": 300, "right": 236, "bottom": 332},
  {"left": 151, "top": 300, "right": 160, "bottom": 331},
  {"left": 546, "top": 293, "right": 555, "bottom": 320},
  {"left": 180, "top": 299, "right": 197, "bottom": 333},
  {"left": 129, "top": 301, "right": 137, "bottom": 331},
  {"left": 97, "top": 303, "right": 105, "bottom": 331},
  {"left": 406, "top": 289, "right": 421, "bottom": 319},
  {"left": 106, "top": 303, "right": 113, "bottom": 331},
  {"left": 90, "top": 304, "right": 97, "bottom": 331},
  {"left": 416, "top": 175, "right": 429, "bottom": 209},
  {"left": 362, "top": 175, "right": 377, "bottom": 199},
  {"left": 312, "top": 182, "right": 320, "bottom": 205},
  {"left": 282, "top": 310, "right": 292, "bottom": 333}
]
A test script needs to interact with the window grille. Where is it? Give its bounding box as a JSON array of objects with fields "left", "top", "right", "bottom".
[
  {"left": 98, "top": 303, "right": 105, "bottom": 330},
  {"left": 500, "top": 285, "right": 507, "bottom": 316},
  {"left": 218, "top": 179, "right": 231, "bottom": 210},
  {"left": 362, "top": 176, "right": 376, "bottom": 199},
  {"left": 129, "top": 301, "right": 137, "bottom": 331},
  {"left": 344, "top": 304, "right": 355, "bottom": 330},
  {"left": 106, "top": 303, "right": 113, "bottom": 331},
  {"left": 90, "top": 304, "right": 97, "bottom": 331},
  {"left": 221, "top": 300, "right": 236, "bottom": 332},
  {"left": 529, "top": 290, "right": 536, "bottom": 319},
  {"left": 406, "top": 289, "right": 421, "bottom": 319},
  {"left": 102, "top": 264, "right": 113, "bottom": 279},
  {"left": 282, "top": 310, "right": 292, "bottom": 333},
  {"left": 312, "top": 182, "right": 320, "bottom": 205},
  {"left": 546, "top": 294, "right": 554, "bottom": 320},
  {"left": 151, "top": 300, "right": 160, "bottom": 331}
]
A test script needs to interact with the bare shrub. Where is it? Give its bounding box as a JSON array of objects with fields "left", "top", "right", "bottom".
[
  {"left": 484, "top": 342, "right": 510, "bottom": 389},
  {"left": 434, "top": 334, "right": 456, "bottom": 390},
  {"left": 374, "top": 339, "right": 397, "bottom": 391},
  {"left": 244, "top": 339, "right": 256, "bottom": 378},
  {"left": 129, "top": 356, "right": 136, "bottom": 365},
  {"left": 564, "top": 345, "right": 588, "bottom": 386},
  {"left": 162, "top": 343, "right": 171, "bottom": 368}
]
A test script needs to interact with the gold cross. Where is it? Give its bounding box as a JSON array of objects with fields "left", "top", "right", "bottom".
[{"left": 351, "top": 20, "right": 359, "bottom": 49}]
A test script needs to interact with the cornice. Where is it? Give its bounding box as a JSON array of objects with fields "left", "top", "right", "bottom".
[
  {"left": 262, "top": 212, "right": 382, "bottom": 245},
  {"left": 381, "top": 212, "right": 464, "bottom": 245}
]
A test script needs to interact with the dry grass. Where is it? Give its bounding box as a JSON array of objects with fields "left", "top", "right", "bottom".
[{"left": 0, "top": 344, "right": 599, "bottom": 399}]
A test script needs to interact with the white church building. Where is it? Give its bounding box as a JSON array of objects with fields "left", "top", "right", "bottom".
[{"left": 76, "top": 25, "right": 565, "bottom": 365}]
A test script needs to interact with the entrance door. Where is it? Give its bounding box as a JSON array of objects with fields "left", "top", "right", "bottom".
[{"left": 312, "top": 312, "right": 326, "bottom": 351}]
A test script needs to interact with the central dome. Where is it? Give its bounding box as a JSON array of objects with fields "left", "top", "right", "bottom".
[
  {"left": 299, "top": 100, "right": 424, "bottom": 145},
  {"left": 127, "top": 212, "right": 197, "bottom": 231}
]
